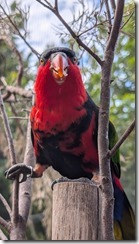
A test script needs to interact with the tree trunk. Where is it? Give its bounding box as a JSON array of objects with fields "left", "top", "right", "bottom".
[
  {"left": 52, "top": 178, "right": 100, "bottom": 240},
  {"left": 98, "top": 1, "right": 125, "bottom": 238}
]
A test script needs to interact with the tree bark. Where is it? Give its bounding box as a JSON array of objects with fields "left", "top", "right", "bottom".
[
  {"left": 19, "top": 121, "right": 35, "bottom": 224},
  {"left": 10, "top": 121, "right": 35, "bottom": 240},
  {"left": 98, "top": 0, "right": 125, "bottom": 240},
  {"left": 98, "top": 50, "right": 115, "bottom": 240},
  {"left": 52, "top": 179, "right": 99, "bottom": 240}
]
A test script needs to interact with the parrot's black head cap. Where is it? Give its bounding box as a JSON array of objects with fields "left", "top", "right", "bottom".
[{"left": 40, "top": 47, "right": 79, "bottom": 64}]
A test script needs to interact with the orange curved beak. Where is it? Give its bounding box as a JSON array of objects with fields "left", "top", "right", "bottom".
[{"left": 50, "top": 52, "right": 69, "bottom": 85}]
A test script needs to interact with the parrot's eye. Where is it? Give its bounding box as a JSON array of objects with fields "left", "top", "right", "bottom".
[
  {"left": 73, "top": 57, "right": 79, "bottom": 65},
  {"left": 40, "top": 58, "right": 45, "bottom": 65}
]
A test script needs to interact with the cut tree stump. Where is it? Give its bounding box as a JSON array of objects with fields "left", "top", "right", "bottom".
[{"left": 52, "top": 178, "right": 100, "bottom": 240}]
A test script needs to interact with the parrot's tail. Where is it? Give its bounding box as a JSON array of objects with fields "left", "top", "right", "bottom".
[{"left": 113, "top": 176, "right": 135, "bottom": 240}]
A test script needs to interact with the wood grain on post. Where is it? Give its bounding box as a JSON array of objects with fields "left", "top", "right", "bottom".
[{"left": 52, "top": 178, "right": 99, "bottom": 240}]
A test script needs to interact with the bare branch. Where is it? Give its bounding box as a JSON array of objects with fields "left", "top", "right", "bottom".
[
  {"left": 121, "top": 11, "right": 134, "bottom": 29},
  {"left": 18, "top": 121, "right": 35, "bottom": 223},
  {"left": 0, "top": 217, "right": 11, "bottom": 232},
  {"left": 36, "top": 0, "right": 103, "bottom": 66},
  {"left": 98, "top": 0, "right": 125, "bottom": 240},
  {"left": 110, "top": 0, "right": 116, "bottom": 12},
  {"left": 120, "top": 30, "right": 134, "bottom": 38},
  {"left": 12, "top": 179, "right": 19, "bottom": 226},
  {"left": 78, "top": 18, "right": 114, "bottom": 38},
  {"left": 0, "top": 77, "right": 32, "bottom": 98},
  {"left": 54, "top": 0, "right": 58, "bottom": 11},
  {"left": 1, "top": 91, "right": 11, "bottom": 101},
  {"left": 0, "top": 228, "right": 8, "bottom": 240},
  {"left": 8, "top": 121, "right": 34, "bottom": 240},
  {"left": 12, "top": 48, "right": 24, "bottom": 87},
  {"left": 0, "top": 90, "right": 17, "bottom": 166},
  {"left": 0, "top": 90, "right": 19, "bottom": 226},
  {"left": 8, "top": 116, "right": 28, "bottom": 120},
  {"left": 106, "top": 0, "right": 125, "bottom": 51},
  {"left": 10, "top": 103, "right": 24, "bottom": 135},
  {"left": 5, "top": 86, "right": 32, "bottom": 98},
  {"left": 36, "top": 0, "right": 53, "bottom": 11},
  {"left": 109, "top": 119, "right": 135, "bottom": 158},
  {"left": 0, "top": 4, "right": 40, "bottom": 59},
  {"left": 0, "top": 193, "right": 12, "bottom": 218},
  {"left": 104, "top": 0, "right": 112, "bottom": 38},
  {"left": 0, "top": 76, "right": 7, "bottom": 87},
  {"left": 9, "top": 121, "right": 35, "bottom": 240}
]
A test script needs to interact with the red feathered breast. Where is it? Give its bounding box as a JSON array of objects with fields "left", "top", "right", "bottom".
[{"left": 30, "top": 59, "right": 87, "bottom": 133}]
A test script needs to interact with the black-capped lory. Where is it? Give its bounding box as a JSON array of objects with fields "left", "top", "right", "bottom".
[{"left": 5, "top": 47, "right": 135, "bottom": 240}]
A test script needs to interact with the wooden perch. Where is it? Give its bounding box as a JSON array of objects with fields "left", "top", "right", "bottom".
[{"left": 52, "top": 178, "right": 101, "bottom": 240}]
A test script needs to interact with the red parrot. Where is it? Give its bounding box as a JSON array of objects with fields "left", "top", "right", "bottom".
[{"left": 5, "top": 47, "right": 135, "bottom": 240}]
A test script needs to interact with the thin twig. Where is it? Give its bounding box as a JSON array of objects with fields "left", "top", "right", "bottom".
[
  {"left": 0, "top": 4, "right": 40, "bottom": 59},
  {"left": 106, "top": 0, "right": 125, "bottom": 51},
  {"left": 0, "top": 217, "right": 11, "bottom": 232},
  {"left": 109, "top": 119, "right": 135, "bottom": 158},
  {"left": 120, "top": 30, "right": 134, "bottom": 38},
  {"left": 121, "top": 11, "right": 134, "bottom": 29},
  {"left": 110, "top": 0, "right": 116, "bottom": 12},
  {"left": 36, "top": 0, "right": 53, "bottom": 11},
  {"left": 0, "top": 90, "right": 17, "bottom": 165},
  {"left": 78, "top": 17, "right": 114, "bottom": 38},
  {"left": 8, "top": 116, "right": 28, "bottom": 120},
  {"left": 36, "top": 0, "right": 103, "bottom": 66},
  {"left": 0, "top": 193, "right": 12, "bottom": 218},
  {"left": 104, "top": 0, "right": 112, "bottom": 38},
  {"left": 0, "top": 90, "right": 19, "bottom": 226},
  {"left": 9, "top": 103, "right": 24, "bottom": 135},
  {"left": 0, "top": 228, "right": 8, "bottom": 240}
]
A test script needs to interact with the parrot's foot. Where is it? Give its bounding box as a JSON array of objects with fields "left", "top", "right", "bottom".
[
  {"left": 33, "top": 164, "right": 48, "bottom": 178},
  {"left": 5, "top": 163, "right": 33, "bottom": 183},
  {"left": 92, "top": 174, "right": 102, "bottom": 185},
  {"left": 5, "top": 163, "right": 48, "bottom": 183}
]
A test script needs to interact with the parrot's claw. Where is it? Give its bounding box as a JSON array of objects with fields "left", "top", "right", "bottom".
[
  {"left": 51, "top": 177, "right": 69, "bottom": 190},
  {"left": 5, "top": 164, "right": 33, "bottom": 183}
]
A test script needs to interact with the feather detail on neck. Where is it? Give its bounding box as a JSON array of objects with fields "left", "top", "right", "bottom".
[{"left": 31, "top": 59, "right": 87, "bottom": 133}]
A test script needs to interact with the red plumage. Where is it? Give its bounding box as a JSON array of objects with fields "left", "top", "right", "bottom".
[
  {"left": 31, "top": 59, "right": 87, "bottom": 133},
  {"left": 30, "top": 52, "right": 100, "bottom": 177}
]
